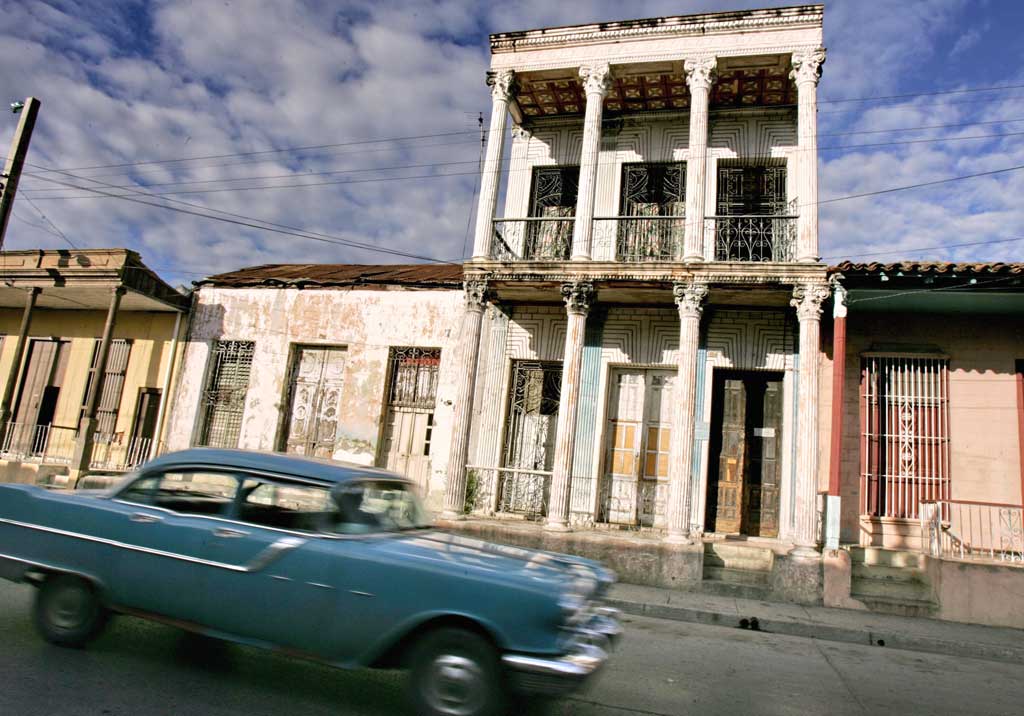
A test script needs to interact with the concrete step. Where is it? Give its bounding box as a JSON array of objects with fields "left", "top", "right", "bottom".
[
  {"left": 851, "top": 576, "right": 932, "bottom": 602},
  {"left": 848, "top": 546, "right": 923, "bottom": 569},
  {"left": 703, "top": 566, "right": 770, "bottom": 587},
  {"left": 704, "top": 542, "right": 774, "bottom": 571},
  {"left": 852, "top": 594, "right": 938, "bottom": 619},
  {"left": 851, "top": 562, "right": 927, "bottom": 584},
  {"left": 700, "top": 578, "right": 770, "bottom": 601}
]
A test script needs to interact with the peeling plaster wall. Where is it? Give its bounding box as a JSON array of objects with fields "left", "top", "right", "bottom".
[{"left": 165, "top": 286, "right": 463, "bottom": 507}]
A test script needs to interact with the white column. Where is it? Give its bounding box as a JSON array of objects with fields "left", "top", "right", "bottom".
[
  {"left": 442, "top": 280, "right": 488, "bottom": 517},
  {"left": 571, "top": 64, "right": 612, "bottom": 261},
  {"left": 471, "top": 70, "right": 516, "bottom": 260},
  {"left": 546, "top": 281, "right": 594, "bottom": 530},
  {"left": 683, "top": 57, "right": 716, "bottom": 262},
  {"left": 665, "top": 280, "right": 709, "bottom": 542},
  {"left": 790, "top": 281, "right": 830, "bottom": 553},
  {"left": 791, "top": 48, "right": 826, "bottom": 263}
]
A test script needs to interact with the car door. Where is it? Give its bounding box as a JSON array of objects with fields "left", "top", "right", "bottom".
[
  {"left": 110, "top": 469, "right": 241, "bottom": 624},
  {"left": 197, "top": 475, "right": 338, "bottom": 655}
]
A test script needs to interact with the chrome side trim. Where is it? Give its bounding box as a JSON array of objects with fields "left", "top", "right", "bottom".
[
  {"left": 349, "top": 590, "right": 374, "bottom": 598},
  {"left": 0, "top": 518, "right": 305, "bottom": 574},
  {"left": 0, "top": 549, "right": 108, "bottom": 592}
]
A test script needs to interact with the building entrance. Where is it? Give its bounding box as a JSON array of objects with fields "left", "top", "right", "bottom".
[{"left": 705, "top": 370, "right": 783, "bottom": 537}]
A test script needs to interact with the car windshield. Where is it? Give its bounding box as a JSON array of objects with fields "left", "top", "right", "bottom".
[{"left": 331, "top": 480, "right": 430, "bottom": 534}]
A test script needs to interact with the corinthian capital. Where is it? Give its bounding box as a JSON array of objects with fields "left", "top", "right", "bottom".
[
  {"left": 487, "top": 69, "right": 517, "bottom": 102},
  {"left": 673, "top": 280, "right": 709, "bottom": 319},
  {"left": 683, "top": 57, "right": 717, "bottom": 93},
  {"left": 463, "top": 279, "right": 489, "bottom": 312},
  {"left": 561, "top": 281, "right": 595, "bottom": 316},
  {"left": 791, "top": 282, "right": 830, "bottom": 321},
  {"left": 579, "top": 63, "right": 612, "bottom": 97},
  {"left": 790, "top": 48, "right": 826, "bottom": 86}
]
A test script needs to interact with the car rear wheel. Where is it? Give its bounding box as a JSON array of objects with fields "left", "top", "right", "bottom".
[
  {"left": 33, "top": 574, "right": 109, "bottom": 648},
  {"left": 408, "top": 627, "right": 505, "bottom": 716}
]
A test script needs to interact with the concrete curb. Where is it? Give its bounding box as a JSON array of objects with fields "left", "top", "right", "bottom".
[{"left": 606, "top": 597, "right": 1024, "bottom": 666}]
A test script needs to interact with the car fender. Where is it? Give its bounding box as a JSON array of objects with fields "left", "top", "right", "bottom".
[{"left": 359, "top": 608, "right": 510, "bottom": 668}]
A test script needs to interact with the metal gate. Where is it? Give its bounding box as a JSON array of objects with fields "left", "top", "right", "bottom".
[
  {"left": 499, "top": 361, "right": 561, "bottom": 516},
  {"left": 281, "top": 346, "right": 346, "bottom": 459},
  {"left": 378, "top": 347, "right": 441, "bottom": 487}
]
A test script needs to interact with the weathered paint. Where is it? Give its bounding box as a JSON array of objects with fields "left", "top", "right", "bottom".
[
  {"left": 569, "top": 308, "right": 606, "bottom": 524},
  {"left": 164, "top": 286, "right": 463, "bottom": 508}
]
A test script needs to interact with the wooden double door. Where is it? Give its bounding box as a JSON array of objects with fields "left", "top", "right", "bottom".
[{"left": 706, "top": 371, "right": 783, "bottom": 537}]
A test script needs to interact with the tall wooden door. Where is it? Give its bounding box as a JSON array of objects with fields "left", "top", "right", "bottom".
[
  {"left": 281, "top": 346, "right": 346, "bottom": 458},
  {"left": 715, "top": 379, "right": 747, "bottom": 533},
  {"left": 744, "top": 379, "right": 783, "bottom": 538},
  {"left": 639, "top": 372, "right": 674, "bottom": 527}
]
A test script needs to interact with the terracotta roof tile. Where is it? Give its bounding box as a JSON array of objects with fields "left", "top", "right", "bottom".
[
  {"left": 829, "top": 261, "right": 1024, "bottom": 276},
  {"left": 198, "top": 263, "right": 464, "bottom": 289}
]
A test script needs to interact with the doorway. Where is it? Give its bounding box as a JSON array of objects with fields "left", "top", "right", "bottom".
[{"left": 705, "top": 370, "right": 784, "bottom": 537}]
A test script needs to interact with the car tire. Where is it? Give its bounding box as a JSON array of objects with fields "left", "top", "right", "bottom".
[
  {"left": 408, "top": 627, "right": 506, "bottom": 716},
  {"left": 33, "top": 574, "right": 110, "bottom": 648}
]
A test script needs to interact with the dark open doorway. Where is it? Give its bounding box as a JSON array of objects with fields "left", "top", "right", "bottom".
[{"left": 705, "top": 369, "right": 784, "bottom": 537}]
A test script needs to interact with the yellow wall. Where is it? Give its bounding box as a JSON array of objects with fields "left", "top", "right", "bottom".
[{"left": 0, "top": 309, "right": 180, "bottom": 443}]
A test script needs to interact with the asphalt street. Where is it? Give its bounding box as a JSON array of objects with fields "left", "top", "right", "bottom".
[{"left": 1, "top": 580, "right": 1021, "bottom": 716}]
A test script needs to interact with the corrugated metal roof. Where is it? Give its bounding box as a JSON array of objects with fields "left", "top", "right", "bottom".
[
  {"left": 197, "top": 263, "right": 464, "bottom": 289},
  {"left": 830, "top": 261, "right": 1024, "bottom": 276}
]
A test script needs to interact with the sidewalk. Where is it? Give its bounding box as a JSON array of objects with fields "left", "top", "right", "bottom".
[{"left": 607, "top": 582, "right": 1024, "bottom": 665}]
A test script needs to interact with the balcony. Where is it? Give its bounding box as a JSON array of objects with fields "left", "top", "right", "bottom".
[
  {"left": 491, "top": 217, "right": 574, "bottom": 261},
  {"left": 707, "top": 214, "right": 797, "bottom": 262},
  {"left": 593, "top": 216, "right": 686, "bottom": 262}
]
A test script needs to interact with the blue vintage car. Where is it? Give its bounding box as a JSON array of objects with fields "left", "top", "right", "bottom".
[{"left": 0, "top": 448, "right": 619, "bottom": 716}]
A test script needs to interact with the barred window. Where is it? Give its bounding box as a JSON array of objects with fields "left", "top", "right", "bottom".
[
  {"left": 386, "top": 347, "right": 441, "bottom": 409},
  {"left": 80, "top": 339, "right": 132, "bottom": 439},
  {"left": 861, "top": 354, "right": 950, "bottom": 519},
  {"left": 197, "top": 341, "right": 255, "bottom": 448}
]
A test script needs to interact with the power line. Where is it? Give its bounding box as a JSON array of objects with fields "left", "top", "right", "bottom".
[
  {"left": 20, "top": 194, "right": 78, "bottom": 250},
  {"left": 30, "top": 129, "right": 483, "bottom": 174},
  {"left": 818, "top": 116, "right": 1024, "bottom": 137},
  {"left": 23, "top": 167, "right": 461, "bottom": 265},
  {"left": 817, "top": 163, "right": 1024, "bottom": 205},
  {"left": 818, "top": 82, "right": 1024, "bottom": 106},
  {"left": 824, "top": 236, "right": 1024, "bottom": 261}
]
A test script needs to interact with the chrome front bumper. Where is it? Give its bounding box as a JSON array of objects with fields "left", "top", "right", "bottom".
[{"left": 502, "top": 607, "right": 621, "bottom": 695}]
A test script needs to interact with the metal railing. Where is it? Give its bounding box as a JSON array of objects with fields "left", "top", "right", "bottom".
[
  {"left": 0, "top": 422, "right": 78, "bottom": 464},
  {"left": 592, "top": 216, "right": 686, "bottom": 262},
  {"left": 467, "top": 465, "right": 551, "bottom": 519},
  {"left": 90, "top": 435, "right": 155, "bottom": 472},
  {"left": 921, "top": 500, "right": 1024, "bottom": 563},
  {"left": 706, "top": 215, "right": 797, "bottom": 262},
  {"left": 491, "top": 218, "right": 574, "bottom": 261}
]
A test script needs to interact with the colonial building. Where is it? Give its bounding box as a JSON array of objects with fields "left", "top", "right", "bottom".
[{"left": 0, "top": 249, "right": 188, "bottom": 485}]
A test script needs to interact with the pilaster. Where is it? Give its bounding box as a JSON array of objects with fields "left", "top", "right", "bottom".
[
  {"left": 546, "top": 281, "right": 594, "bottom": 530},
  {"left": 571, "top": 64, "right": 612, "bottom": 261},
  {"left": 683, "top": 57, "right": 716, "bottom": 262},
  {"left": 791, "top": 48, "right": 826, "bottom": 263},
  {"left": 442, "top": 280, "right": 489, "bottom": 517},
  {"left": 471, "top": 70, "right": 516, "bottom": 260},
  {"left": 665, "top": 280, "right": 709, "bottom": 542}
]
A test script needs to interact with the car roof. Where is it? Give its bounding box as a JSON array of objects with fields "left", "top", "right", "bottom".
[{"left": 140, "top": 448, "right": 408, "bottom": 486}]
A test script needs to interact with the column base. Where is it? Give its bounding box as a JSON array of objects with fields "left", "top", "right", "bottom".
[
  {"left": 797, "top": 255, "right": 821, "bottom": 263},
  {"left": 544, "top": 520, "right": 571, "bottom": 533},
  {"left": 570, "top": 253, "right": 591, "bottom": 262},
  {"left": 682, "top": 254, "right": 705, "bottom": 263},
  {"left": 788, "top": 544, "right": 821, "bottom": 561},
  {"left": 663, "top": 531, "right": 695, "bottom": 546}
]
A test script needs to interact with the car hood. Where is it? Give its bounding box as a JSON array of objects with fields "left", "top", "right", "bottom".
[{"left": 369, "top": 529, "right": 611, "bottom": 594}]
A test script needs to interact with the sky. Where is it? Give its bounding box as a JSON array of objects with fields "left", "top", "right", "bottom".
[{"left": 2, "top": 0, "right": 1024, "bottom": 287}]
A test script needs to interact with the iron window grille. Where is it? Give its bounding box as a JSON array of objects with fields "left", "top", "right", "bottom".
[
  {"left": 386, "top": 347, "right": 442, "bottom": 409},
  {"left": 861, "top": 354, "right": 951, "bottom": 520},
  {"left": 713, "top": 162, "right": 795, "bottom": 262},
  {"left": 79, "top": 339, "right": 133, "bottom": 441},
  {"left": 197, "top": 340, "right": 255, "bottom": 449}
]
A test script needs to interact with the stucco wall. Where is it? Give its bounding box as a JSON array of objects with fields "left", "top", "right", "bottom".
[
  {"left": 0, "top": 308, "right": 180, "bottom": 444},
  {"left": 164, "top": 286, "right": 463, "bottom": 507},
  {"left": 819, "top": 312, "right": 1024, "bottom": 544}
]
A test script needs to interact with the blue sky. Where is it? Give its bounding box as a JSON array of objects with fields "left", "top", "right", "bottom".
[{"left": 2, "top": 0, "right": 1023, "bottom": 286}]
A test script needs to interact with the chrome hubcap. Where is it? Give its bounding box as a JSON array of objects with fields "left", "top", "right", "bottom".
[
  {"left": 48, "top": 586, "right": 89, "bottom": 630},
  {"left": 425, "top": 654, "right": 485, "bottom": 716}
]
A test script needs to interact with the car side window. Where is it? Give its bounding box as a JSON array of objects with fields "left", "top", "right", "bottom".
[
  {"left": 117, "top": 476, "right": 159, "bottom": 505},
  {"left": 152, "top": 471, "right": 240, "bottom": 517},
  {"left": 237, "top": 478, "right": 334, "bottom": 533}
]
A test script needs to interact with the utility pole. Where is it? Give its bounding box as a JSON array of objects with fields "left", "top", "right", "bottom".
[{"left": 0, "top": 97, "right": 41, "bottom": 251}]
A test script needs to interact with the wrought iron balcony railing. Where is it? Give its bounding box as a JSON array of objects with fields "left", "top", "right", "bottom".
[
  {"left": 0, "top": 422, "right": 77, "bottom": 464},
  {"left": 706, "top": 215, "right": 797, "bottom": 262},
  {"left": 593, "top": 215, "right": 686, "bottom": 262},
  {"left": 491, "top": 217, "right": 574, "bottom": 261}
]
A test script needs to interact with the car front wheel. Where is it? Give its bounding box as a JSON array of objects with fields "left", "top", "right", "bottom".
[
  {"left": 33, "top": 574, "right": 110, "bottom": 648},
  {"left": 408, "top": 627, "right": 505, "bottom": 716}
]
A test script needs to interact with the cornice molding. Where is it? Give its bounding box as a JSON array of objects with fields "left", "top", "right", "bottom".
[{"left": 490, "top": 6, "right": 824, "bottom": 53}]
